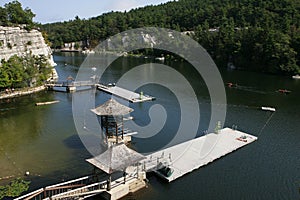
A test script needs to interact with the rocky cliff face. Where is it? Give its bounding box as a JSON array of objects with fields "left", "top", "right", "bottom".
[{"left": 0, "top": 26, "right": 56, "bottom": 66}]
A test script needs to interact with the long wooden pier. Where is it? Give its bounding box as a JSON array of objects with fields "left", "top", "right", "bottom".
[
  {"left": 45, "top": 81, "right": 155, "bottom": 103},
  {"left": 45, "top": 80, "right": 95, "bottom": 92}
]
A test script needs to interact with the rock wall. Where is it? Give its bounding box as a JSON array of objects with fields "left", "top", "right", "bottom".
[{"left": 0, "top": 26, "right": 56, "bottom": 66}]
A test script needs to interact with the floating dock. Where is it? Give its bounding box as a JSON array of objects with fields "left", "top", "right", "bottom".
[
  {"left": 35, "top": 100, "right": 60, "bottom": 106},
  {"left": 96, "top": 84, "right": 155, "bottom": 103},
  {"left": 143, "top": 128, "right": 258, "bottom": 182}
]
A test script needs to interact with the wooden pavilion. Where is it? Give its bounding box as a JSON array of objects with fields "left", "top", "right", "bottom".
[{"left": 91, "top": 98, "right": 134, "bottom": 145}]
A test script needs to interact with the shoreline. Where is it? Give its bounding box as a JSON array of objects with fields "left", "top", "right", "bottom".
[
  {"left": 0, "top": 85, "right": 46, "bottom": 100},
  {"left": 0, "top": 67, "right": 58, "bottom": 100}
]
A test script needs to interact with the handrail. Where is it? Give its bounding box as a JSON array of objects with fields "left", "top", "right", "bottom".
[
  {"left": 50, "top": 181, "right": 106, "bottom": 199},
  {"left": 14, "top": 175, "right": 93, "bottom": 200},
  {"left": 45, "top": 175, "right": 90, "bottom": 189},
  {"left": 14, "top": 188, "right": 44, "bottom": 200}
]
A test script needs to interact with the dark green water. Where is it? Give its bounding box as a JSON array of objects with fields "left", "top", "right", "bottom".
[{"left": 0, "top": 52, "right": 299, "bottom": 200}]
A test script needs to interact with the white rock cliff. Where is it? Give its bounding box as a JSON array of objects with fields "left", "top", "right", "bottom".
[{"left": 0, "top": 26, "right": 56, "bottom": 66}]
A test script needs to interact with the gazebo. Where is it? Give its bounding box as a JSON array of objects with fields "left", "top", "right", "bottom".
[
  {"left": 91, "top": 98, "right": 133, "bottom": 144},
  {"left": 86, "top": 143, "right": 145, "bottom": 190},
  {"left": 88, "top": 99, "right": 147, "bottom": 197}
]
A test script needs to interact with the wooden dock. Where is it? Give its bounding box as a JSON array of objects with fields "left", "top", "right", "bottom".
[
  {"left": 45, "top": 81, "right": 155, "bottom": 103},
  {"left": 143, "top": 128, "right": 258, "bottom": 182},
  {"left": 35, "top": 100, "right": 60, "bottom": 106},
  {"left": 96, "top": 84, "right": 155, "bottom": 103},
  {"left": 14, "top": 174, "right": 146, "bottom": 200}
]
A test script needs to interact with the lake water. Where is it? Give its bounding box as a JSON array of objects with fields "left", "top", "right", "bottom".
[{"left": 0, "top": 52, "right": 299, "bottom": 200}]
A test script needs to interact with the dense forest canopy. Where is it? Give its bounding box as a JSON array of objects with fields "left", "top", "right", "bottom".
[
  {"left": 41, "top": 0, "right": 300, "bottom": 74},
  {"left": 1, "top": 0, "right": 299, "bottom": 75}
]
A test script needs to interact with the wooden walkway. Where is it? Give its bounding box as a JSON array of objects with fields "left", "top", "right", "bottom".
[
  {"left": 14, "top": 175, "right": 105, "bottom": 200},
  {"left": 14, "top": 174, "right": 145, "bottom": 200},
  {"left": 96, "top": 84, "right": 155, "bottom": 103},
  {"left": 45, "top": 80, "right": 95, "bottom": 88},
  {"left": 44, "top": 81, "right": 155, "bottom": 103}
]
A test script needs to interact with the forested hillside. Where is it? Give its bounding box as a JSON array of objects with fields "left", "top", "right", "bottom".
[{"left": 41, "top": 0, "right": 300, "bottom": 74}]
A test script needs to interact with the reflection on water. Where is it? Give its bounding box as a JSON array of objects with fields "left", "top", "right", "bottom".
[{"left": 0, "top": 52, "right": 299, "bottom": 200}]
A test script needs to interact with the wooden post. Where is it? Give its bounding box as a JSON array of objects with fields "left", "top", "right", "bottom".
[
  {"left": 123, "top": 171, "right": 126, "bottom": 184},
  {"left": 43, "top": 188, "right": 46, "bottom": 198},
  {"left": 107, "top": 175, "right": 111, "bottom": 191},
  {"left": 115, "top": 122, "right": 118, "bottom": 143},
  {"left": 122, "top": 117, "right": 124, "bottom": 140},
  {"left": 105, "top": 116, "right": 108, "bottom": 138}
]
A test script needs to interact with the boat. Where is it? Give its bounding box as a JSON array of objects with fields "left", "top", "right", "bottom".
[
  {"left": 292, "top": 74, "right": 300, "bottom": 79},
  {"left": 227, "top": 82, "right": 237, "bottom": 88},
  {"left": 35, "top": 100, "right": 60, "bottom": 106},
  {"left": 155, "top": 57, "right": 165, "bottom": 61},
  {"left": 278, "top": 89, "right": 291, "bottom": 94},
  {"left": 157, "top": 166, "right": 174, "bottom": 178},
  {"left": 261, "top": 106, "right": 276, "bottom": 112}
]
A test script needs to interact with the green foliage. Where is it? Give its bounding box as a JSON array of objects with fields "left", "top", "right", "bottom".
[
  {"left": 0, "top": 178, "right": 30, "bottom": 199},
  {"left": 0, "top": 54, "right": 51, "bottom": 89},
  {"left": 74, "top": 42, "right": 80, "bottom": 49},
  {"left": 41, "top": 0, "right": 300, "bottom": 74},
  {"left": 0, "top": 0, "right": 35, "bottom": 28},
  {"left": 41, "top": 31, "right": 51, "bottom": 47}
]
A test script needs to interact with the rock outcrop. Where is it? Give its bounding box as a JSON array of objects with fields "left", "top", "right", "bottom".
[{"left": 0, "top": 26, "right": 56, "bottom": 66}]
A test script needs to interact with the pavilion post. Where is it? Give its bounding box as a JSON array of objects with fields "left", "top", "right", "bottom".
[
  {"left": 107, "top": 175, "right": 111, "bottom": 191},
  {"left": 123, "top": 170, "right": 126, "bottom": 184},
  {"left": 115, "top": 122, "right": 118, "bottom": 144},
  {"left": 122, "top": 118, "right": 124, "bottom": 140}
]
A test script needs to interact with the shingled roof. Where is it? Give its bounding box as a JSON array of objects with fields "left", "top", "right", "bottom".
[
  {"left": 91, "top": 99, "right": 133, "bottom": 116},
  {"left": 86, "top": 143, "right": 145, "bottom": 174}
]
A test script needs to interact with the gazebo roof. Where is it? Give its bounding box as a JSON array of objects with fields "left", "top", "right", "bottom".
[
  {"left": 91, "top": 99, "right": 133, "bottom": 116},
  {"left": 86, "top": 143, "right": 145, "bottom": 174}
]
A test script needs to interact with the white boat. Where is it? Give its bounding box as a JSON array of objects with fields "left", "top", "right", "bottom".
[
  {"left": 292, "top": 74, "right": 300, "bottom": 79},
  {"left": 155, "top": 57, "right": 165, "bottom": 61},
  {"left": 261, "top": 106, "right": 276, "bottom": 112}
]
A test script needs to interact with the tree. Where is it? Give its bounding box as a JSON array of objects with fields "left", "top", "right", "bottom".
[
  {"left": 40, "top": 0, "right": 300, "bottom": 74},
  {"left": 1, "top": 0, "right": 35, "bottom": 27},
  {"left": 0, "top": 178, "right": 30, "bottom": 199},
  {"left": 0, "top": 54, "right": 51, "bottom": 90},
  {"left": 0, "top": 7, "right": 8, "bottom": 26}
]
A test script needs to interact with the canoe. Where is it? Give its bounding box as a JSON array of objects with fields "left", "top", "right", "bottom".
[
  {"left": 261, "top": 106, "right": 276, "bottom": 112},
  {"left": 35, "top": 100, "right": 60, "bottom": 106}
]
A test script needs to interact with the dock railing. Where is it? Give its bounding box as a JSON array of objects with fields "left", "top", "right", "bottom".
[{"left": 14, "top": 175, "right": 97, "bottom": 200}]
